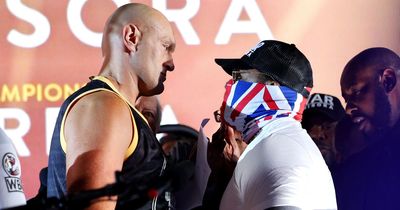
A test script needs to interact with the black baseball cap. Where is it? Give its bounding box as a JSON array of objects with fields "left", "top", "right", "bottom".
[
  {"left": 303, "top": 93, "right": 346, "bottom": 122},
  {"left": 215, "top": 40, "right": 313, "bottom": 98}
]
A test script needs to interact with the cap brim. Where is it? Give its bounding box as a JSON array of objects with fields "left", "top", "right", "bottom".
[{"left": 215, "top": 58, "right": 252, "bottom": 75}]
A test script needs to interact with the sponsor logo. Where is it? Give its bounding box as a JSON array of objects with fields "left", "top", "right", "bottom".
[
  {"left": 246, "top": 42, "right": 265, "bottom": 57},
  {"left": 4, "top": 177, "right": 23, "bottom": 192},
  {"left": 3, "top": 153, "right": 20, "bottom": 177},
  {"left": 2, "top": 153, "right": 23, "bottom": 192},
  {"left": 306, "top": 94, "right": 334, "bottom": 110}
]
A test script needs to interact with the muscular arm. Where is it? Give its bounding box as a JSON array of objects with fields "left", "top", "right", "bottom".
[{"left": 65, "top": 91, "right": 133, "bottom": 210}]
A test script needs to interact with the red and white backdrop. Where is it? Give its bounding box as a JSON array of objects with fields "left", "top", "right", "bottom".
[{"left": 0, "top": 0, "right": 399, "bottom": 198}]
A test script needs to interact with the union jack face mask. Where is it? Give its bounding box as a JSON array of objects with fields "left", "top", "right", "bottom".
[{"left": 221, "top": 79, "right": 308, "bottom": 143}]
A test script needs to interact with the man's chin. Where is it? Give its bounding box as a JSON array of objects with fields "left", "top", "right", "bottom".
[
  {"left": 142, "top": 84, "right": 164, "bottom": 96},
  {"left": 359, "top": 122, "right": 387, "bottom": 141},
  {"left": 153, "top": 84, "right": 165, "bottom": 95},
  {"left": 357, "top": 120, "right": 372, "bottom": 134}
]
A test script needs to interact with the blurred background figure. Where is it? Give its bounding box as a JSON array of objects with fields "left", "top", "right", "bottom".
[
  {"left": 334, "top": 115, "right": 368, "bottom": 164},
  {"left": 332, "top": 115, "right": 369, "bottom": 210},
  {"left": 158, "top": 124, "right": 199, "bottom": 210},
  {"left": 158, "top": 124, "right": 198, "bottom": 164},
  {"left": 0, "top": 128, "right": 26, "bottom": 209},
  {"left": 135, "top": 95, "right": 162, "bottom": 133},
  {"left": 136, "top": 94, "right": 200, "bottom": 210},
  {"left": 337, "top": 47, "right": 400, "bottom": 210},
  {"left": 135, "top": 95, "right": 198, "bottom": 165},
  {"left": 302, "top": 93, "right": 345, "bottom": 171}
]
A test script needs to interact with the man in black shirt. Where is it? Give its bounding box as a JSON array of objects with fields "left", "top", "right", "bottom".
[{"left": 337, "top": 47, "right": 400, "bottom": 210}]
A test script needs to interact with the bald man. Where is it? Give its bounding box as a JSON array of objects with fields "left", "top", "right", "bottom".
[
  {"left": 341, "top": 48, "right": 400, "bottom": 138},
  {"left": 47, "top": 3, "right": 175, "bottom": 210},
  {"left": 336, "top": 47, "right": 400, "bottom": 210}
]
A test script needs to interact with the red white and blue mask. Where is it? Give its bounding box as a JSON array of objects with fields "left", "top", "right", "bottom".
[{"left": 221, "top": 79, "right": 308, "bottom": 143}]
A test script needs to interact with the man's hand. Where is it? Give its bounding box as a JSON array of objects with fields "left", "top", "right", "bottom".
[
  {"left": 202, "top": 124, "right": 247, "bottom": 209},
  {"left": 207, "top": 124, "right": 247, "bottom": 175},
  {"left": 207, "top": 126, "right": 225, "bottom": 170},
  {"left": 223, "top": 126, "right": 243, "bottom": 163}
]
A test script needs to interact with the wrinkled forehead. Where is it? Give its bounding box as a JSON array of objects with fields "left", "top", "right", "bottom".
[
  {"left": 151, "top": 12, "right": 174, "bottom": 35},
  {"left": 159, "top": 26, "right": 175, "bottom": 43},
  {"left": 151, "top": 17, "right": 176, "bottom": 46}
]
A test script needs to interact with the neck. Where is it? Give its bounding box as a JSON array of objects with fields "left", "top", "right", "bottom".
[{"left": 99, "top": 56, "right": 139, "bottom": 105}]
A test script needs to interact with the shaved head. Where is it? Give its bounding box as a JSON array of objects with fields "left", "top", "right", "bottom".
[
  {"left": 101, "top": 3, "right": 172, "bottom": 57},
  {"left": 341, "top": 47, "right": 400, "bottom": 86}
]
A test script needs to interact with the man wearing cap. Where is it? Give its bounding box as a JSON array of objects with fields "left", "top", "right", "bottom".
[
  {"left": 209, "top": 40, "right": 337, "bottom": 210},
  {"left": 301, "top": 93, "right": 346, "bottom": 170}
]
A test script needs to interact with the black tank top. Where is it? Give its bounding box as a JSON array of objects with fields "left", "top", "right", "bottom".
[{"left": 47, "top": 76, "right": 168, "bottom": 209}]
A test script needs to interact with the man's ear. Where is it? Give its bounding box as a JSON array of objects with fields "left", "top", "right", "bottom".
[
  {"left": 381, "top": 68, "right": 397, "bottom": 93},
  {"left": 122, "top": 24, "right": 141, "bottom": 53}
]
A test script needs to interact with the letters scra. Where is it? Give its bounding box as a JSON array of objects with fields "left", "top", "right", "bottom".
[{"left": 6, "top": 0, "right": 273, "bottom": 48}]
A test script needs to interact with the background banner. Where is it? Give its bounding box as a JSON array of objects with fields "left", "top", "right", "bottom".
[{"left": 1, "top": 0, "right": 399, "bottom": 198}]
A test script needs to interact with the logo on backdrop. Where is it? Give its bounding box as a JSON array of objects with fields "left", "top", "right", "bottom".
[{"left": 2, "top": 153, "right": 23, "bottom": 192}]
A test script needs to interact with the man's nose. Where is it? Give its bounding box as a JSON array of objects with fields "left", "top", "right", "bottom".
[
  {"left": 310, "top": 127, "right": 326, "bottom": 142},
  {"left": 164, "top": 59, "right": 175, "bottom": 72},
  {"left": 312, "top": 135, "right": 326, "bottom": 142},
  {"left": 345, "top": 102, "right": 357, "bottom": 116}
]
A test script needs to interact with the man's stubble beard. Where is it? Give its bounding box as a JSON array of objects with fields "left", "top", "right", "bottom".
[{"left": 366, "top": 86, "right": 391, "bottom": 140}]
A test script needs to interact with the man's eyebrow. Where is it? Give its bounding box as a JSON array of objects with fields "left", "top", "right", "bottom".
[
  {"left": 168, "top": 42, "right": 176, "bottom": 52},
  {"left": 341, "top": 87, "right": 353, "bottom": 100},
  {"left": 162, "top": 38, "right": 175, "bottom": 52}
]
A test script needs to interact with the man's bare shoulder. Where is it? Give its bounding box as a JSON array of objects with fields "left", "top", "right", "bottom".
[
  {"left": 72, "top": 90, "right": 129, "bottom": 112},
  {"left": 64, "top": 90, "right": 133, "bottom": 147}
]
